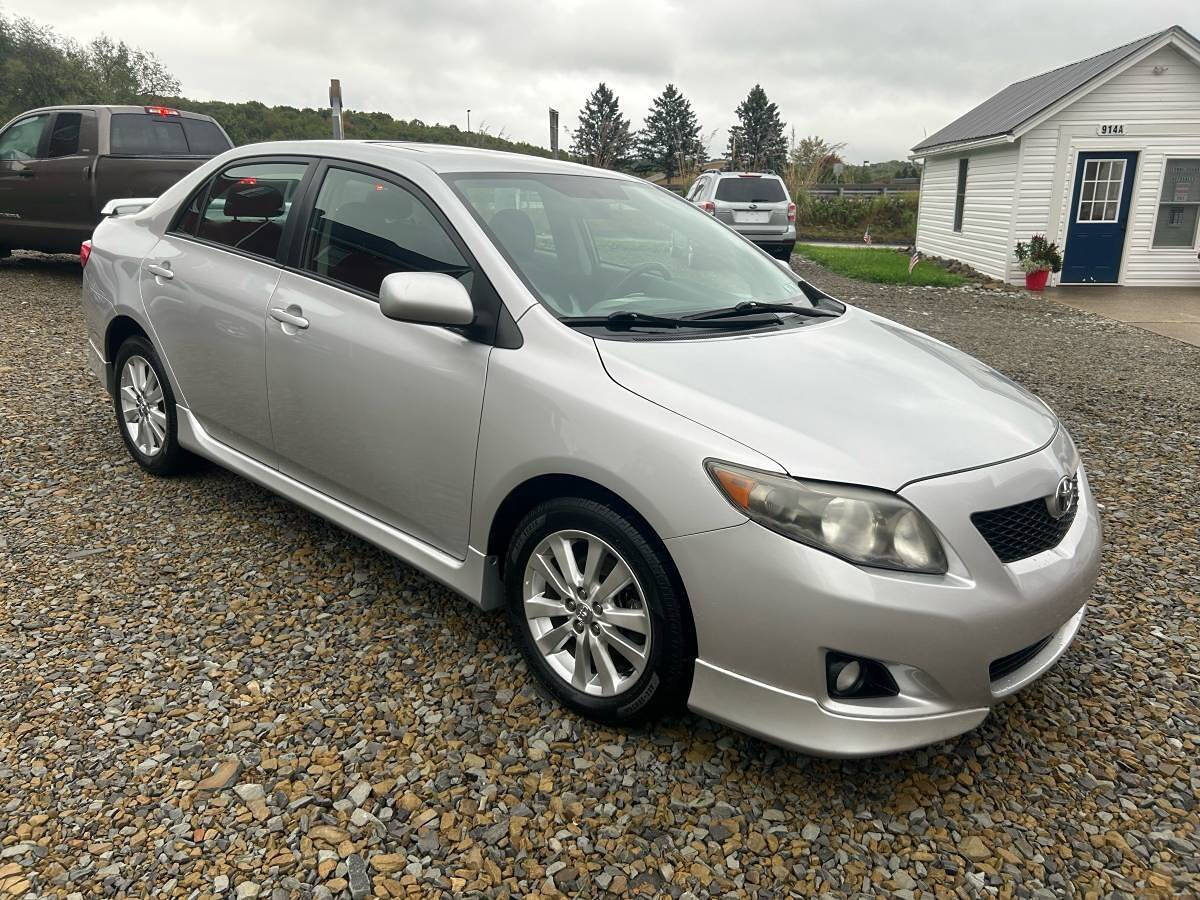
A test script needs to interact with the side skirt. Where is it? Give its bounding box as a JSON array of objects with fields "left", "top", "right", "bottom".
[{"left": 176, "top": 405, "right": 498, "bottom": 609}]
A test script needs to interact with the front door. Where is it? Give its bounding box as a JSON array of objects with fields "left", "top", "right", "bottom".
[
  {"left": 1060, "top": 151, "right": 1138, "bottom": 283},
  {"left": 265, "top": 163, "right": 490, "bottom": 558}
]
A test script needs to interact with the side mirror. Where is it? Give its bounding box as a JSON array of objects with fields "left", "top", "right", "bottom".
[{"left": 379, "top": 272, "right": 474, "bottom": 326}]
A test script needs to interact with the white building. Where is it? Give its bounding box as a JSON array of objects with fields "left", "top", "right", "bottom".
[{"left": 912, "top": 26, "right": 1200, "bottom": 287}]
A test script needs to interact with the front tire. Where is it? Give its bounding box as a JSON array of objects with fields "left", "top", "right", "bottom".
[
  {"left": 505, "top": 497, "right": 694, "bottom": 725},
  {"left": 112, "top": 336, "right": 190, "bottom": 476}
]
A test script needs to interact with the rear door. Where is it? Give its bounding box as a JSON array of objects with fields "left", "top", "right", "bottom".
[
  {"left": 140, "top": 157, "right": 313, "bottom": 461},
  {"left": 713, "top": 174, "right": 790, "bottom": 236},
  {"left": 265, "top": 162, "right": 491, "bottom": 558}
]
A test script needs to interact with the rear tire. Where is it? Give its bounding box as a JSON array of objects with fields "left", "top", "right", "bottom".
[
  {"left": 112, "top": 336, "right": 191, "bottom": 476},
  {"left": 505, "top": 497, "right": 694, "bottom": 725}
]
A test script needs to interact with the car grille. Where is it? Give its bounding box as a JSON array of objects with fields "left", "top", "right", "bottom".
[
  {"left": 990, "top": 634, "right": 1053, "bottom": 682},
  {"left": 971, "top": 475, "right": 1078, "bottom": 563}
]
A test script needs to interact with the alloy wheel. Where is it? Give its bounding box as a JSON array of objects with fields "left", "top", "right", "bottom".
[
  {"left": 522, "top": 529, "right": 652, "bottom": 697},
  {"left": 119, "top": 355, "right": 167, "bottom": 457}
]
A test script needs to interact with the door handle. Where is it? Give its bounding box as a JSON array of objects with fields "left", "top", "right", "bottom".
[
  {"left": 15, "top": 169, "right": 33, "bottom": 179},
  {"left": 269, "top": 307, "right": 309, "bottom": 330},
  {"left": 146, "top": 263, "right": 174, "bottom": 280}
]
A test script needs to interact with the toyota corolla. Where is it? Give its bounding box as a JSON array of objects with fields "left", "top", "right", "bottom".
[{"left": 80, "top": 141, "right": 1101, "bottom": 756}]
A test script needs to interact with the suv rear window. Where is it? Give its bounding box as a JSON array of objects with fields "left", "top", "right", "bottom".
[
  {"left": 715, "top": 177, "right": 787, "bottom": 203},
  {"left": 110, "top": 114, "right": 230, "bottom": 156}
]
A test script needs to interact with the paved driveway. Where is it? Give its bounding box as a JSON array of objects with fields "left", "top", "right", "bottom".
[
  {"left": 1, "top": 253, "right": 1197, "bottom": 898},
  {"left": 1046, "top": 285, "right": 1200, "bottom": 348}
]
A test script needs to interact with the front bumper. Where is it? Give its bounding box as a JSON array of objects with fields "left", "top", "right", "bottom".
[{"left": 670, "top": 429, "right": 1101, "bottom": 757}]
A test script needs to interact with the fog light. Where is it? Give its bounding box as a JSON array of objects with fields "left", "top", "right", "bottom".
[
  {"left": 834, "top": 659, "right": 862, "bottom": 694},
  {"left": 826, "top": 651, "right": 899, "bottom": 700}
]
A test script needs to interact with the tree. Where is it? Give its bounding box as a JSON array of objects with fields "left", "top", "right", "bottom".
[
  {"left": 726, "top": 85, "right": 787, "bottom": 174},
  {"left": 571, "top": 83, "right": 634, "bottom": 170},
  {"left": 637, "top": 84, "right": 704, "bottom": 181},
  {"left": 789, "top": 135, "right": 844, "bottom": 184},
  {"left": 0, "top": 12, "right": 179, "bottom": 122}
]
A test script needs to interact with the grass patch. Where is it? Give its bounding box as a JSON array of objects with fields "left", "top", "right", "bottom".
[{"left": 795, "top": 244, "right": 967, "bottom": 287}]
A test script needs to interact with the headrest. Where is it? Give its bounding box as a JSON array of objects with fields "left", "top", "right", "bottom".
[
  {"left": 223, "top": 183, "right": 284, "bottom": 219},
  {"left": 490, "top": 209, "right": 535, "bottom": 259}
]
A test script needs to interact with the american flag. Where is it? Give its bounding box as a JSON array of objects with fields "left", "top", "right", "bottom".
[
  {"left": 908, "top": 248, "right": 921, "bottom": 274},
  {"left": 863, "top": 229, "right": 872, "bottom": 246}
]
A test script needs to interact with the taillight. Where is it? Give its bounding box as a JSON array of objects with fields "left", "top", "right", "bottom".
[
  {"left": 145, "top": 105, "right": 180, "bottom": 116},
  {"left": 80, "top": 240, "right": 92, "bottom": 267},
  {"left": 700, "top": 200, "right": 715, "bottom": 214},
  {"left": 787, "top": 201, "right": 797, "bottom": 223}
]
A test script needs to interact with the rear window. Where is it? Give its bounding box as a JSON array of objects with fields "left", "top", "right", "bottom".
[
  {"left": 109, "top": 113, "right": 230, "bottom": 156},
  {"left": 715, "top": 177, "right": 787, "bottom": 203}
]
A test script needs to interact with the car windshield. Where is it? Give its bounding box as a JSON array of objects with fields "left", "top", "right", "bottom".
[{"left": 446, "top": 172, "right": 809, "bottom": 320}]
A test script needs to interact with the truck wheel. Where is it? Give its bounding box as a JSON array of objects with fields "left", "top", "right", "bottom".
[
  {"left": 505, "top": 497, "right": 694, "bottom": 725},
  {"left": 112, "top": 336, "right": 191, "bottom": 476}
]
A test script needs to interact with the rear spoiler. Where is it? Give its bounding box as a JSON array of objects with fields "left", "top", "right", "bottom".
[{"left": 101, "top": 197, "right": 159, "bottom": 217}]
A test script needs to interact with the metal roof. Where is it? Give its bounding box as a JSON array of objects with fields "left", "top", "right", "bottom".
[{"left": 912, "top": 26, "right": 1196, "bottom": 154}]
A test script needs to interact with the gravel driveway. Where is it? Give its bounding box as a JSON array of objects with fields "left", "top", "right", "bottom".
[{"left": 1, "top": 253, "right": 1196, "bottom": 898}]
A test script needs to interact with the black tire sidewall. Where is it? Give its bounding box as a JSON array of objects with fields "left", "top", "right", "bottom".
[
  {"left": 112, "top": 336, "right": 187, "bottom": 476},
  {"left": 505, "top": 497, "right": 693, "bottom": 725}
]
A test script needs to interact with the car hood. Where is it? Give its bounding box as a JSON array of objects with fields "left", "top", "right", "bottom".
[{"left": 595, "top": 308, "right": 1058, "bottom": 489}]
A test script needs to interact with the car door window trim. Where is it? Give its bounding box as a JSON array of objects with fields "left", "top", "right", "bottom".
[
  {"left": 165, "top": 154, "right": 319, "bottom": 267},
  {"left": 283, "top": 158, "right": 512, "bottom": 346}
]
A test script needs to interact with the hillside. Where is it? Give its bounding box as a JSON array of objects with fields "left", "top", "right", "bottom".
[{"left": 151, "top": 97, "right": 557, "bottom": 157}]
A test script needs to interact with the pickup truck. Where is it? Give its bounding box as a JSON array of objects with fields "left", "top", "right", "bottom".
[{"left": 0, "top": 104, "right": 233, "bottom": 256}]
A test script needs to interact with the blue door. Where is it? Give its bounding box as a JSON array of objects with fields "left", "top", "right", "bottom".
[{"left": 1060, "top": 151, "right": 1138, "bottom": 283}]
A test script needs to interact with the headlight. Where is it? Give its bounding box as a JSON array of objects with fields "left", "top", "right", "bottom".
[{"left": 705, "top": 460, "right": 948, "bottom": 574}]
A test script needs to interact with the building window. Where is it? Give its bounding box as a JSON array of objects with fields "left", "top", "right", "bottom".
[
  {"left": 1152, "top": 158, "right": 1200, "bottom": 249},
  {"left": 1077, "top": 158, "right": 1126, "bottom": 223},
  {"left": 953, "top": 159, "right": 968, "bottom": 232}
]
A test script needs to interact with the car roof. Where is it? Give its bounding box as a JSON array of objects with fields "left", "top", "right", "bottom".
[
  {"left": 18, "top": 104, "right": 219, "bottom": 121},
  {"left": 222, "top": 139, "right": 632, "bottom": 179}
]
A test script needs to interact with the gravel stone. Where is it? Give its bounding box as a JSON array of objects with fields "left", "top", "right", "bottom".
[{"left": 0, "top": 252, "right": 1196, "bottom": 897}]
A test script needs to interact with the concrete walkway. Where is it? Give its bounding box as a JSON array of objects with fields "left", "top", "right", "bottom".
[{"left": 1045, "top": 285, "right": 1200, "bottom": 348}]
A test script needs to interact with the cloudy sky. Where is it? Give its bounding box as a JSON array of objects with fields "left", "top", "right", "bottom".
[{"left": 8, "top": 0, "right": 1196, "bottom": 162}]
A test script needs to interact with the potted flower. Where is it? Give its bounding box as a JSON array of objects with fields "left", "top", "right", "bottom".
[{"left": 1014, "top": 234, "right": 1063, "bottom": 292}]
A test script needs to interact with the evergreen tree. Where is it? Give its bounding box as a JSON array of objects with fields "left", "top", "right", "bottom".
[
  {"left": 637, "top": 84, "right": 704, "bottom": 181},
  {"left": 571, "top": 83, "right": 634, "bottom": 170},
  {"left": 726, "top": 85, "right": 787, "bottom": 174}
]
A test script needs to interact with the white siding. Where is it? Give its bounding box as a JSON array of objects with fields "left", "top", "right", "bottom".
[
  {"left": 1015, "top": 44, "right": 1200, "bottom": 286},
  {"left": 915, "top": 144, "right": 1019, "bottom": 281}
]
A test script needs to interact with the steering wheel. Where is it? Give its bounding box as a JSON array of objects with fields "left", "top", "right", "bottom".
[{"left": 611, "top": 261, "right": 672, "bottom": 298}]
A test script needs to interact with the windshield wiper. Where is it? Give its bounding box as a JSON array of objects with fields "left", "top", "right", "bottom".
[
  {"left": 562, "top": 311, "right": 777, "bottom": 331},
  {"left": 686, "top": 300, "right": 841, "bottom": 321}
]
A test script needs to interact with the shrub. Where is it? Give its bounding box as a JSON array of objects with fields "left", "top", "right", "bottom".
[{"left": 794, "top": 193, "right": 918, "bottom": 242}]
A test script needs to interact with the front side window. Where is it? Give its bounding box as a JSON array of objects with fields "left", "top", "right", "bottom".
[
  {"left": 0, "top": 115, "right": 49, "bottom": 161},
  {"left": 449, "top": 173, "right": 809, "bottom": 320},
  {"left": 1077, "top": 158, "right": 1126, "bottom": 223},
  {"left": 191, "top": 161, "right": 308, "bottom": 259},
  {"left": 47, "top": 113, "right": 83, "bottom": 158},
  {"left": 304, "top": 167, "right": 471, "bottom": 296},
  {"left": 1152, "top": 158, "right": 1200, "bottom": 248}
]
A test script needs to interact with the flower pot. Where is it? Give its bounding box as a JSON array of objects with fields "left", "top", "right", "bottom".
[{"left": 1025, "top": 269, "right": 1050, "bottom": 292}]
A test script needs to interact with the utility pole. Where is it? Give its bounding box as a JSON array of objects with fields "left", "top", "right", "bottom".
[
  {"left": 467, "top": 109, "right": 471, "bottom": 132},
  {"left": 549, "top": 108, "right": 559, "bottom": 158},
  {"left": 329, "top": 79, "right": 344, "bottom": 140}
]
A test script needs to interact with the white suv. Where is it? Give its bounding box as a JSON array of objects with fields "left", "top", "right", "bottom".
[{"left": 687, "top": 171, "right": 796, "bottom": 259}]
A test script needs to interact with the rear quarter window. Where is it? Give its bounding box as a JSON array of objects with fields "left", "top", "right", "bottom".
[
  {"left": 182, "top": 119, "right": 232, "bottom": 155},
  {"left": 715, "top": 177, "right": 787, "bottom": 203}
]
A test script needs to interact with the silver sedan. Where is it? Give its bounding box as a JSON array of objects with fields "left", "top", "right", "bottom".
[{"left": 80, "top": 141, "right": 1101, "bottom": 757}]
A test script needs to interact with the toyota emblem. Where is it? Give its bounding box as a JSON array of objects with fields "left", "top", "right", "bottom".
[{"left": 1047, "top": 475, "right": 1076, "bottom": 519}]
